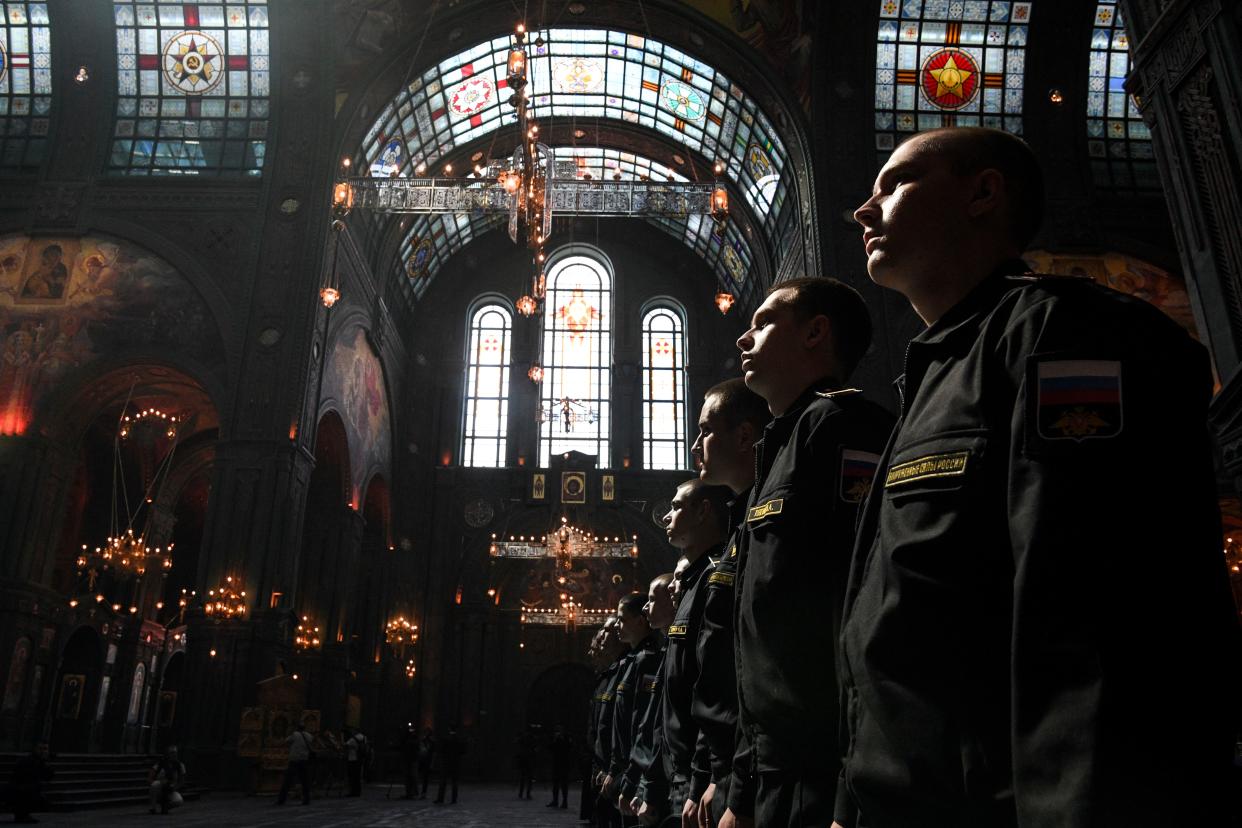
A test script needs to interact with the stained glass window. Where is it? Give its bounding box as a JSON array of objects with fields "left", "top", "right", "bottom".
[
  {"left": 0, "top": 3, "right": 51, "bottom": 171},
  {"left": 1087, "top": 1, "right": 1157, "bottom": 192},
  {"left": 358, "top": 28, "right": 789, "bottom": 244},
  {"left": 462, "top": 302, "right": 513, "bottom": 467},
  {"left": 540, "top": 252, "right": 611, "bottom": 466},
  {"left": 875, "top": 0, "right": 1032, "bottom": 154},
  {"left": 392, "top": 147, "right": 758, "bottom": 312},
  {"left": 111, "top": 0, "right": 269, "bottom": 176},
  {"left": 641, "top": 305, "right": 687, "bottom": 470}
]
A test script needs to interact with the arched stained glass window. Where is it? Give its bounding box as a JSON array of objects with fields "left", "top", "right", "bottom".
[
  {"left": 462, "top": 302, "right": 512, "bottom": 467},
  {"left": 0, "top": 3, "right": 51, "bottom": 171},
  {"left": 1087, "top": 1, "right": 1157, "bottom": 192},
  {"left": 641, "top": 305, "right": 687, "bottom": 470},
  {"left": 539, "top": 252, "right": 612, "bottom": 466},
  {"left": 111, "top": 0, "right": 269, "bottom": 176},
  {"left": 875, "top": 0, "right": 1032, "bottom": 154},
  {"left": 358, "top": 29, "right": 789, "bottom": 243}
]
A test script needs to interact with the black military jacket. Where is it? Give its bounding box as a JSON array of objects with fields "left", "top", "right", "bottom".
[
  {"left": 621, "top": 637, "right": 668, "bottom": 800},
  {"left": 838, "top": 272, "right": 1242, "bottom": 827},
  {"left": 590, "top": 660, "right": 621, "bottom": 774},
  {"left": 595, "top": 652, "right": 629, "bottom": 777},
  {"left": 690, "top": 495, "right": 749, "bottom": 801},
  {"left": 660, "top": 547, "right": 717, "bottom": 786},
  {"left": 610, "top": 633, "right": 663, "bottom": 781},
  {"left": 728, "top": 381, "right": 894, "bottom": 816}
]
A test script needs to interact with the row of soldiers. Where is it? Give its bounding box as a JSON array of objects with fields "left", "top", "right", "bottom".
[{"left": 585, "top": 127, "right": 1241, "bottom": 828}]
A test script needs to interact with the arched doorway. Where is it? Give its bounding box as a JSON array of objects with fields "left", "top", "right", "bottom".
[{"left": 50, "top": 626, "right": 104, "bottom": 753}]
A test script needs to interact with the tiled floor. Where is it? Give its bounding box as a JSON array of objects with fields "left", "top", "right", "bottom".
[{"left": 34, "top": 784, "right": 586, "bottom": 826}]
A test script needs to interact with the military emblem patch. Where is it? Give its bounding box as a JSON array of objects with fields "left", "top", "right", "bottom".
[
  {"left": 840, "top": 449, "right": 881, "bottom": 503},
  {"left": 1036, "top": 360, "right": 1123, "bottom": 442}
]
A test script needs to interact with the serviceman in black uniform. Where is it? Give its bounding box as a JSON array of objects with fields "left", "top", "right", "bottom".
[
  {"left": 721, "top": 278, "right": 895, "bottom": 828},
  {"left": 643, "top": 480, "right": 731, "bottom": 824},
  {"left": 608, "top": 591, "right": 664, "bottom": 827},
  {"left": 837, "top": 126, "right": 1242, "bottom": 827},
  {"left": 593, "top": 617, "right": 626, "bottom": 828},
  {"left": 620, "top": 573, "right": 675, "bottom": 822},
  {"left": 688, "top": 378, "right": 771, "bottom": 828}
]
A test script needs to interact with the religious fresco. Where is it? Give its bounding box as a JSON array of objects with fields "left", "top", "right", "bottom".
[
  {"left": 680, "top": 0, "right": 813, "bottom": 113},
  {"left": 1023, "top": 250, "right": 1197, "bottom": 339},
  {"left": 320, "top": 326, "right": 392, "bottom": 498},
  {"left": 0, "top": 234, "right": 223, "bottom": 436}
]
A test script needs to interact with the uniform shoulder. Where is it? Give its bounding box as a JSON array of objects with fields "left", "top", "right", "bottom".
[
  {"left": 807, "top": 388, "right": 895, "bottom": 423},
  {"left": 996, "top": 273, "right": 1189, "bottom": 340}
]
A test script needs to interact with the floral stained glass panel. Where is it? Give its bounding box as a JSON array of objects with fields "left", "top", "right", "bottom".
[
  {"left": 111, "top": 0, "right": 269, "bottom": 176},
  {"left": 875, "top": 0, "right": 1032, "bottom": 154}
]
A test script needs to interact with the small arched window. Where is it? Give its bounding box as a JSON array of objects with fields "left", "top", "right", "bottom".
[
  {"left": 540, "top": 251, "right": 612, "bottom": 466},
  {"left": 462, "top": 302, "right": 512, "bottom": 467},
  {"left": 641, "top": 304, "right": 688, "bottom": 470}
]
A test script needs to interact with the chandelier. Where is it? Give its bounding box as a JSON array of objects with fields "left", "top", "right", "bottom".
[
  {"left": 294, "top": 616, "right": 322, "bottom": 651},
  {"left": 491, "top": 516, "right": 638, "bottom": 569},
  {"left": 537, "top": 396, "right": 598, "bottom": 432},
  {"left": 77, "top": 532, "right": 173, "bottom": 579},
  {"left": 520, "top": 603, "right": 613, "bottom": 629},
  {"left": 203, "top": 576, "right": 247, "bottom": 618},
  {"left": 78, "top": 392, "right": 181, "bottom": 603},
  {"left": 385, "top": 616, "right": 420, "bottom": 646}
]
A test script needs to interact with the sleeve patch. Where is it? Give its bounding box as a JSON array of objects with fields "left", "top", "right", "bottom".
[
  {"left": 1035, "top": 359, "right": 1123, "bottom": 442},
  {"left": 666, "top": 624, "right": 689, "bottom": 638},
  {"left": 707, "top": 571, "right": 735, "bottom": 587},
  {"left": 746, "top": 498, "right": 783, "bottom": 522},
  {"left": 885, "top": 451, "right": 969, "bottom": 488},
  {"left": 840, "top": 449, "right": 881, "bottom": 503}
]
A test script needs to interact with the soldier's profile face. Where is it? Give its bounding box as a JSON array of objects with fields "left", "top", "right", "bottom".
[
  {"left": 736, "top": 289, "right": 804, "bottom": 407},
  {"left": 663, "top": 486, "right": 698, "bottom": 550},
  {"left": 855, "top": 133, "right": 972, "bottom": 295},
  {"left": 693, "top": 395, "right": 745, "bottom": 487}
]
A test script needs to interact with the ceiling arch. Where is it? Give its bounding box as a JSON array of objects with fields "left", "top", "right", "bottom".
[
  {"left": 345, "top": 21, "right": 808, "bottom": 314},
  {"left": 355, "top": 26, "right": 791, "bottom": 237}
]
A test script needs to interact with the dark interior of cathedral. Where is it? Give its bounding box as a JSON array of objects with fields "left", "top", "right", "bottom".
[{"left": 1, "top": 0, "right": 1241, "bottom": 820}]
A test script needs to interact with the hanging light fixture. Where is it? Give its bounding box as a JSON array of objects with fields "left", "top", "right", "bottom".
[
  {"left": 528, "top": 363, "right": 544, "bottom": 383},
  {"left": 710, "top": 185, "right": 729, "bottom": 223},
  {"left": 320, "top": 219, "right": 346, "bottom": 308},
  {"left": 715, "top": 291, "right": 736, "bottom": 315},
  {"left": 516, "top": 294, "right": 538, "bottom": 317}
]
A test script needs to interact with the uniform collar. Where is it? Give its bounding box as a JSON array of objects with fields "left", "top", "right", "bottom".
[
  {"left": 913, "top": 259, "right": 1031, "bottom": 348},
  {"left": 768, "top": 375, "right": 841, "bottom": 431},
  {"left": 728, "top": 488, "right": 752, "bottom": 529},
  {"left": 680, "top": 547, "right": 714, "bottom": 583}
]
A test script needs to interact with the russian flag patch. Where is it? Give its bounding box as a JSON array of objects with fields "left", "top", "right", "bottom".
[
  {"left": 840, "top": 449, "right": 881, "bottom": 503},
  {"left": 1035, "top": 360, "right": 1123, "bottom": 441}
]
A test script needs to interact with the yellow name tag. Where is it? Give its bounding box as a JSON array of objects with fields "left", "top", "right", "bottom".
[
  {"left": 747, "top": 498, "right": 784, "bottom": 522},
  {"left": 708, "top": 571, "right": 735, "bottom": 586},
  {"left": 615, "top": 681, "right": 628, "bottom": 691},
  {"left": 643, "top": 679, "right": 659, "bottom": 692},
  {"left": 884, "top": 451, "right": 970, "bottom": 487},
  {"left": 595, "top": 693, "right": 613, "bottom": 702},
  {"left": 667, "top": 624, "right": 688, "bottom": 637}
]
